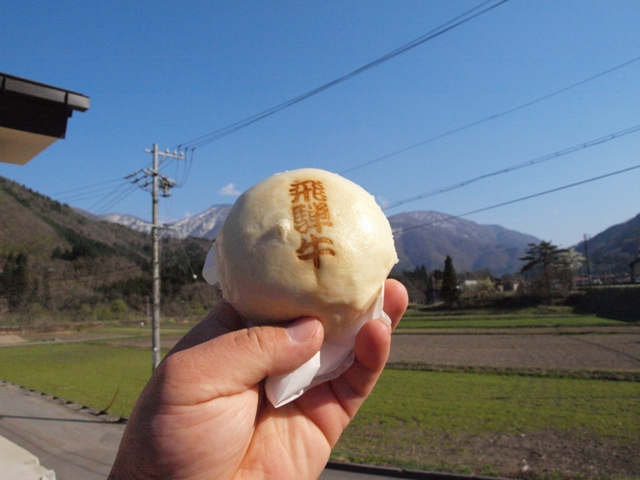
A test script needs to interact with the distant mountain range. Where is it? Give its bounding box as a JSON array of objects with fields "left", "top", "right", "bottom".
[
  {"left": 388, "top": 211, "right": 539, "bottom": 275},
  {"left": 100, "top": 205, "right": 232, "bottom": 240},
  {"left": 574, "top": 213, "right": 640, "bottom": 275},
  {"left": 99, "top": 205, "right": 540, "bottom": 276},
  {"left": 3, "top": 173, "right": 637, "bottom": 280}
]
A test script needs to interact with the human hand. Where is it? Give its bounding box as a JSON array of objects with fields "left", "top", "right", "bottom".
[{"left": 109, "top": 278, "right": 408, "bottom": 480}]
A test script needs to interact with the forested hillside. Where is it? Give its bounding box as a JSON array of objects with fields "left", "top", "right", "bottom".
[
  {"left": 575, "top": 213, "right": 640, "bottom": 276},
  {"left": 0, "top": 176, "right": 216, "bottom": 320}
]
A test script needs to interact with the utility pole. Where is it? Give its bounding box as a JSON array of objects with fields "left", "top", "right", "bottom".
[
  {"left": 583, "top": 234, "right": 593, "bottom": 293},
  {"left": 142, "top": 143, "right": 184, "bottom": 371}
]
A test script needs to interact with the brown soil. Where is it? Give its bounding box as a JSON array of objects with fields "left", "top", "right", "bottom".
[
  {"left": 379, "top": 330, "right": 640, "bottom": 479},
  {"left": 389, "top": 331, "right": 640, "bottom": 372},
  {"left": 0, "top": 335, "right": 25, "bottom": 345},
  {"left": 338, "top": 427, "right": 640, "bottom": 479}
]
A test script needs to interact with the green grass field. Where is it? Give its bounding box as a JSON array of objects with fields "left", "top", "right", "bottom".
[
  {"left": 0, "top": 343, "right": 153, "bottom": 417},
  {"left": 4, "top": 342, "right": 637, "bottom": 433},
  {"left": 334, "top": 369, "right": 640, "bottom": 475},
  {"left": 351, "top": 369, "right": 639, "bottom": 439}
]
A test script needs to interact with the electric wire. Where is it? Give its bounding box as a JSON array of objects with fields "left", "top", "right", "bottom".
[
  {"left": 393, "top": 163, "right": 640, "bottom": 235},
  {"left": 50, "top": 51, "right": 640, "bottom": 212},
  {"left": 88, "top": 183, "right": 141, "bottom": 217},
  {"left": 30, "top": 3, "right": 639, "bottom": 239},
  {"left": 55, "top": 182, "right": 136, "bottom": 204},
  {"left": 174, "top": 0, "right": 509, "bottom": 152},
  {"left": 52, "top": 12, "right": 640, "bottom": 220},
  {"left": 340, "top": 53, "right": 640, "bottom": 174},
  {"left": 383, "top": 122, "right": 640, "bottom": 210},
  {"left": 48, "top": 177, "right": 126, "bottom": 196},
  {"left": 175, "top": 233, "right": 211, "bottom": 311}
]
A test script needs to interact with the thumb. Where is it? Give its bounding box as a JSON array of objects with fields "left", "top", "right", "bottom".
[{"left": 160, "top": 317, "right": 324, "bottom": 403}]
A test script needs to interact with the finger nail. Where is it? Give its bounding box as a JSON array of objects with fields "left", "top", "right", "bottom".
[
  {"left": 286, "top": 317, "right": 319, "bottom": 343},
  {"left": 379, "top": 311, "right": 392, "bottom": 331}
]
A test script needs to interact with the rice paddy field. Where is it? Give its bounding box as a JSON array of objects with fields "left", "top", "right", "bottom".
[{"left": 0, "top": 310, "right": 639, "bottom": 479}]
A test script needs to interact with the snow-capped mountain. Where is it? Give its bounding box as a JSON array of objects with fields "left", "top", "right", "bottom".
[
  {"left": 100, "top": 205, "right": 232, "bottom": 240},
  {"left": 101, "top": 213, "right": 153, "bottom": 233},
  {"left": 101, "top": 206, "right": 538, "bottom": 275},
  {"left": 165, "top": 205, "right": 232, "bottom": 239},
  {"left": 388, "top": 211, "right": 539, "bottom": 275}
]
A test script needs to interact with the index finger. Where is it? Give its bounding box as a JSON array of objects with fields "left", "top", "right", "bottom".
[{"left": 383, "top": 278, "right": 409, "bottom": 331}]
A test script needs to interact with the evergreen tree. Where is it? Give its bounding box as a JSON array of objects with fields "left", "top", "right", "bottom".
[
  {"left": 440, "top": 255, "right": 459, "bottom": 307},
  {"left": 1, "top": 253, "right": 29, "bottom": 309},
  {"left": 0, "top": 254, "right": 14, "bottom": 296},
  {"left": 14, "top": 253, "right": 28, "bottom": 293},
  {"left": 520, "top": 240, "right": 566, "bottom": 304}
]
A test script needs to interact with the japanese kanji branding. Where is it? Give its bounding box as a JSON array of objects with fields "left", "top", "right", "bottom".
[{"left": 289, "top": 179, "right": 335, "bottom": 269}]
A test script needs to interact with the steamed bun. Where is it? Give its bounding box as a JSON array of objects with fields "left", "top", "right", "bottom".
[{"left": 213, "top": 168, "right": 398, "bottom": 339}]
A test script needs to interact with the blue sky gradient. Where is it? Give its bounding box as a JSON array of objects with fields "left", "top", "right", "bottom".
[{"left": 2, "top": 0, "right": 639, "bottom": 248}]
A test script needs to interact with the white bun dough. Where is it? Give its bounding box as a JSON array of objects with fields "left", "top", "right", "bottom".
[{"left": 215, "top": 168, "right": 398, "bottom": 339}]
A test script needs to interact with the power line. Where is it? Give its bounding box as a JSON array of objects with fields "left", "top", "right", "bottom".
[
  {"left": 340, "top": 53, "right": 640, "bottom": 174},
  {"left": 50, "top": 51, "right": 640, "bottom": 212},
  {"left": 88, "top": 183, "right": 140, "bottom": 217},
  {"left": 175, "top": 0, "right": 509, "bottom": 152},
  {"left": 48, "top": 177, "right": 126, "bottom": 196},
  {"left": 394, "top": 163, "right": 640, "bottom": 235},
  {"left": 383, "top": 122, "right": 640, "bottom": 210},
  {"left": 174, "top": 231, "right": 211, "bottom": 312},
  {"left": 55, "top": 182, "right": 134, "bottom": 204},
  {"left": 42, "top": 5, "right": 640, "bottom": 231}
]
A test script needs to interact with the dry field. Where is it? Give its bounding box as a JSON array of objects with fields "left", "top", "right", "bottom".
[{"left": 389, "top": 327, "right": 640, "bottom": 373}]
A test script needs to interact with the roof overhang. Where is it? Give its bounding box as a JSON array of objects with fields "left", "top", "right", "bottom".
[{"left": 0, "top": 73, "right": 90, "bottom": 165}]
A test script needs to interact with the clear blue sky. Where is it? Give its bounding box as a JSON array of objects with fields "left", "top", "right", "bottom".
[{"left": 2, "top": 0, "right": 639, "bottom": 249}]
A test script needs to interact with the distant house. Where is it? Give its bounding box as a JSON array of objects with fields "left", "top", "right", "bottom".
[
  {"left": 459, "top": 277, "right": 507, "bottom": 292},
  {"left": 459, "top": 280, "right": 478, "bottom": 291}
]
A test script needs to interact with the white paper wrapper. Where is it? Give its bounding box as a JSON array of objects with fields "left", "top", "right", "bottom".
[{"left": 202, "top": 244, "right": 391, "bottom": 408}]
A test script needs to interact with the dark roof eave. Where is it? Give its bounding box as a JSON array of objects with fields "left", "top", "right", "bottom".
[{"left": 0, "top": 73, "right": 90, "bottom": 112}]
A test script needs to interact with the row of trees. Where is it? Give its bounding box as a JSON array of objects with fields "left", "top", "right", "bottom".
[
  {"left": 396, "top": 240, "right": 586, "bottom": 307},
  {"left": 2, "top": 240, "right": 585, "bottom": 316},
  {"left": 0, "top": 237, "right": 212, "bottom": 317},
  {"left": 392, "top": 255, "right": 460, "bottom": 307}
]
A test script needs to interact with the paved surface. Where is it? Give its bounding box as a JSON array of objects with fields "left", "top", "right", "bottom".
[
  {"left": 0, "top": 434, "right": 56, "bottom": 479},
  {"left": 0, "top": 382, "right": 409, "bottom": 480},
  {"left": 0, "top": 382, "right": 124, "bottom": 480},
  {"left": 320, "top": 468, "right": 399, "bottom": 480}
]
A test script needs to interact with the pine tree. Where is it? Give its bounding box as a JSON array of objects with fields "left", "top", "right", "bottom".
[
  {"left": 1, "top": 253, "right": 29, "bottom": 309},
  {"left": 0, "top": 254, "right": 13, "bottom": 296},
  {"left": 440, "top": 255, "right": 459, "bottom": 307},
  {"left": 520, "top": 241, "right": 566, "bottom": 304}
]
